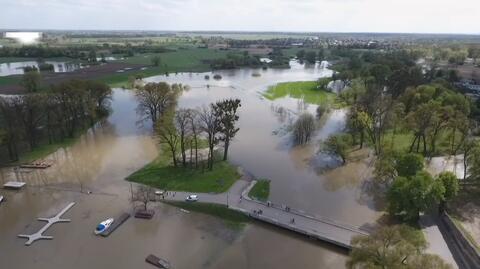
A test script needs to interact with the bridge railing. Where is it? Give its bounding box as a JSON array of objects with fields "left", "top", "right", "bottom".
[{"left": 240, "top": 180, "right": 369, "bottom": 236}]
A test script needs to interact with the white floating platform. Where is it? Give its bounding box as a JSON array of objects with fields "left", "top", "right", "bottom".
[{"left": 3, "top": 181, "right": 26, "bottom": 189}]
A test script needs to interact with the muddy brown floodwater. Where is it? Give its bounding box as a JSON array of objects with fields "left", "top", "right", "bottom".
[{"left": 0, "top": 61, "right": 381, "bottom": 269}]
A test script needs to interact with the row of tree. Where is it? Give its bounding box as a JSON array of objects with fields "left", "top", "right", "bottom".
[
  {"left": 157, "top": 100, "right": 241, "bottom": 170},
  {"left": 0, "top": 79, "right": 112, "bottom": 162},
  {"left": 296, "top": 49, "right": 324, "bottom": 64},
  {"left": 134, "top": 82, "right": 241, "bottom": 170}
]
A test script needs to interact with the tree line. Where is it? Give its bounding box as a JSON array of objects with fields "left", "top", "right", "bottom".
[
  {"left": 134, "top": 82, "right": 241, "bottom": 170},
  {"left": 0, "top": 80, "right": 112, "bottom": 163},
  {"left": 314, "top": 48, "right": 480, "bottom": 222}
]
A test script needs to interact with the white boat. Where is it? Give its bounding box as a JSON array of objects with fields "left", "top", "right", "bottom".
[
  {"left": 0, "top": 195, "right": 4, "bottom": 204},
  {"left": 94, "top": 218, "right": 114, "bottom": 235}
]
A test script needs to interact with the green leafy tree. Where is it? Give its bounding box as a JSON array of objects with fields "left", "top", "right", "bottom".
[
  {"left": 156, "top": 111, "right": 179, "bottom": 167},
  {"left": 296, "top": 49, "right": 305, "bottom": 60},
  {"left": 395, "top": 153, "right": 424, "bottom": 178},
  {"left": 317, "top": 49, "right": 324, "bottom": 60},
  {"left": 373, "top": 152, "right": 397, "bottom": 185},
  {"left": 151, "top": 55, "right": 161, "bottom": 67},
  {"left": 437, "top": 172, "right": 459, "bottom": 212},
  {"left": 21, "top": 71, "right": 42, "bottom": 92},
  {"left": 324, "top": 134, "right": 352, "bottom": 164},
  {"left": 466, "top": 141, "right": 480, "bottom": 185},
  {"left": 305, "top": 51, "right": 317, "bottom": 64},
  {"left": 387, "top": 171, "right": 445, "bottom": 222},
  {"left": 213, "top": 98, "right": 241, "bottom": 161},
  {"left": 348, "top": 225, "right": 451, "bottom": 269}
]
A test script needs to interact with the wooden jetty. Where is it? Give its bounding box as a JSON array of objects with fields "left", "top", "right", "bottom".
[
  {"left": 145, "top": 254, "right": 171, "bottom": 269},
  {"left": 20, "top": 161, "right": 52, "bottom": 169},
  {"left": 100, "top": 212, "right": 130, "bottom": 237}
]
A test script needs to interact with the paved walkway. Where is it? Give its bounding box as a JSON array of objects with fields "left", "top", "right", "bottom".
[
  {"left": 161, "top": 177, "right": 368, "bottom": 249},
  {"left": 420, "top": 214, "right": 459, "bottom": 268}
]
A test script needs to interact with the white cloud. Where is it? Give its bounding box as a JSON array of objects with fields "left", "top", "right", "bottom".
[{"left": 0, "top": 0, "right": 478, "bottom": 34}]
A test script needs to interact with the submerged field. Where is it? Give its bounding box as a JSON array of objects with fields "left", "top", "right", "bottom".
[{"left": 263, "top": 81, "right": 338, "bottom": 106}]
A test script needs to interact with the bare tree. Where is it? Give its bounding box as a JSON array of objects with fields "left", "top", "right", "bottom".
[
  {"left": 187, "top": 109, "right": 200, "bottom": 168},
  {"left": 135, "top": 82, "right": 182, "bottom": 124},
  {"left": 132, "top": 185, "right": 155, "bottom": 211},
  {"left": 199, "top": 105, "right": 220, "bottom": 170},
  {"left": 292, "top": 113, "right": 315, "bottom": 145}
]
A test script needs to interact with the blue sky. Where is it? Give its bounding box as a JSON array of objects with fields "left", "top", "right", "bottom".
[{"left": 0, "top": 0, "right": 478, "bottom": 34}]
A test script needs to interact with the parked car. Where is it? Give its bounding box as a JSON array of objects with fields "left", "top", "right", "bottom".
[{"left": 185, "top": 194, "right": 198, "bottom": 202}]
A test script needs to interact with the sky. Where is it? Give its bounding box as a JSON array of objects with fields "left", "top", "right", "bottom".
[{"left": 0, "top": 0, "right": 479, "bottom": 34}]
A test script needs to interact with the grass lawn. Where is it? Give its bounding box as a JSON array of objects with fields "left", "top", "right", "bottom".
[
  {"left": 382, "top": 129, "right": 461, "bottom": 156},
  {"left": 164, "top": 201, "right": 249, "bottom": 229},
  {"left": 248, "top": 179, "right": 270, "bottom": 201},
  {"left": 13, "top": 137, "right": 79, "bottom": 164},
  {"left": 126, "top": 153, "right": 240, "bottom": 193},
  {"left": 263, "top": 81, "right": 339, "bottom": 106}
]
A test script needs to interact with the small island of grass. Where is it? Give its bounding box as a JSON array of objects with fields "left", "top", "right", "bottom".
[
  {"left": 127, "top": 155, "right": 240, "bottom": 193},
  {"left": 248, "top": 179, "right": 270, "bottom": 201},
  {"left": 263, "top": 81, "right": 338, "bottom": 106}
]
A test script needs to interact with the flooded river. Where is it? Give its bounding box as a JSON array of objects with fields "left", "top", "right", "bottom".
[{"left": 0, "top": 61, "right": 381, "bottom": 268}]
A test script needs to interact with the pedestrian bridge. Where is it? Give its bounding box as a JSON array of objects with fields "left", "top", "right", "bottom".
[{"left": 162, "top": 179, "right": 369, "bottom": 250}]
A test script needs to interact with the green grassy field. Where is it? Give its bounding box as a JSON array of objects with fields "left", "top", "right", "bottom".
[
  {"left": 99, "top": 48, "right": 238, "bottom": 87},
  {"left": 164, "top": 201, "right": 249, "bottom": 229},
  {"left": 382, "top": 129, "right": 461, "bottom": 156},
  {"left": 248, "top": 179, "right": 270, "bottom": 201},
  {"left": 0, "top": 75, "right": 21, "bottom": 86},
  {"left": 15, "top": 137, "right": 79, "bottom": 164},
  {"left": 263, "top": 81, "right": 338, "bottom": 106},
  {"left": 127, "top": 150, "right": 240, "bottom": 193}
]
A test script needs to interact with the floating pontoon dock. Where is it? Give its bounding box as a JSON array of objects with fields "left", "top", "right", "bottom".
[
  {"left": 100, "top": 212, "right": 130, "bottom": 237},
  {"left": 3, "top": 181, "right": 26, "bottom": 189}
]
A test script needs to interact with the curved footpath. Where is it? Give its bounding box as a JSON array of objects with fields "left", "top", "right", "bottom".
[{"left": 160, "top": 173, "right": 369, "bottom": 250}]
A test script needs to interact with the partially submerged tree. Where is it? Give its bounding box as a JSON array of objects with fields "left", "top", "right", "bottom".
[
  {"left": 348, "top": 225, "right": 452, "bottom": 269},
  {"left": 323, "top": 134, "right": 352, "bottom": 164},
  {"left": 213, "top": 98, "right": 241, "bottom": 160},
  {"left": 132, "top": 185, "right": 155, "bottom": 211},
  {"left": 135, "top": 82, "right": 182, "bottom": 124},
  {"left": 292, "top": 113, "right": 315, "bottom": 145}
]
